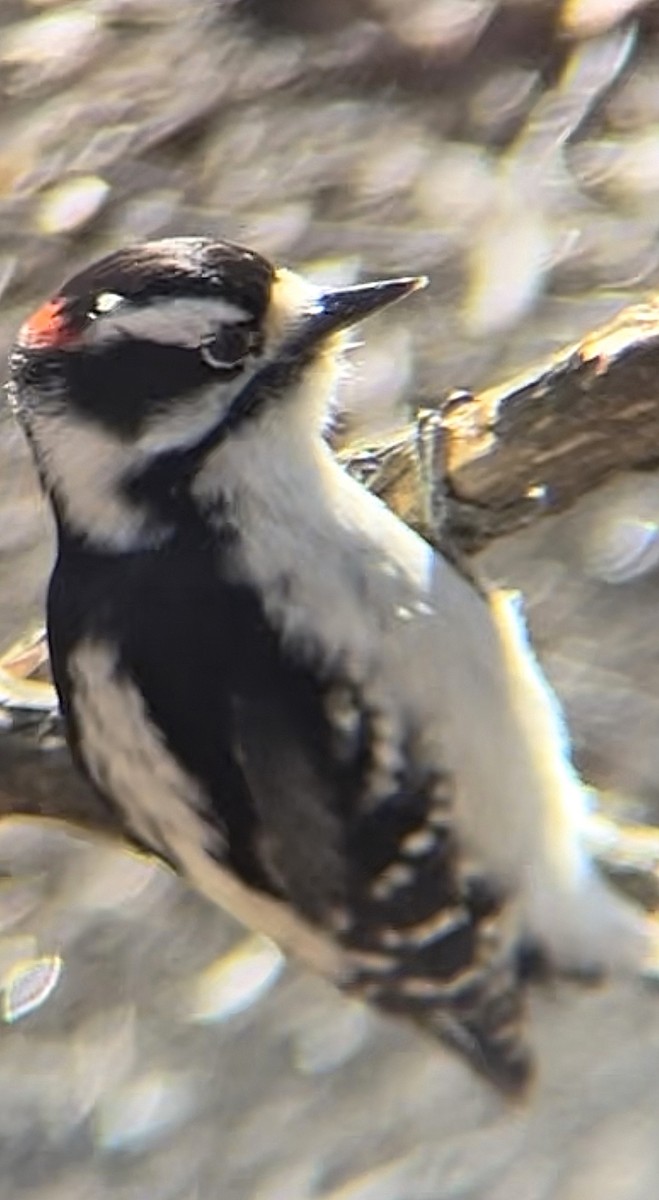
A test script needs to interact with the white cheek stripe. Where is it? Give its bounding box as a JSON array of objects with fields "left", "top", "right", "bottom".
[
  {"left": 27, "top": 377, "right": 247, "bottom": 551},
  {"left": 88, "top": 296, "right": 249, "bottom": 348},
  {"left": 31, "top": 410, "right": 155, "bottom": 552}
]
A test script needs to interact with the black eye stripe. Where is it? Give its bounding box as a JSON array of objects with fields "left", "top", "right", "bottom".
[{"left": 64, "top": 339, "right": 218, "bottom": 437}]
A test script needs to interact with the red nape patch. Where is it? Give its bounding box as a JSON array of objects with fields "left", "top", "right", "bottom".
[{"left": 17, "top": 298, "right": 78, "bottom": 349}]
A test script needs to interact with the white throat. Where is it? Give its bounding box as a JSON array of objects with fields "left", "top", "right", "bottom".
[{"left": 192, "top": 364, "right": 434, "bottom": 675}]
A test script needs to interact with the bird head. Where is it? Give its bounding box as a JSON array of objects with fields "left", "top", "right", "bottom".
[{"left": 9, "top": 237, "right": 425, "bottom": 550}]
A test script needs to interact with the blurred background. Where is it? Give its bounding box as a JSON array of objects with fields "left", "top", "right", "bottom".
[{"left": 3, "top": 1, "right": 659, "bottom": 1196}]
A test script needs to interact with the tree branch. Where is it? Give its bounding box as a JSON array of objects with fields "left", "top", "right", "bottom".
[{"left": 341, "top": 296, "right": 659, "bottom": 553}]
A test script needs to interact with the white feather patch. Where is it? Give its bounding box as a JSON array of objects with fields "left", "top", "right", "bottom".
[
  {"left": 88, "top": 296, "right": 249, "bottom": 348},
  {"left": 31, "top": 411, "right": 159, "bottom": 552},
  {"left": 488, "top": 589, "right": 656, "bottom": 971}
]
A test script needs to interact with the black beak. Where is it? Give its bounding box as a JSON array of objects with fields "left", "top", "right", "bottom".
[
  {"left": 293, "top": 275, "right": 427, "bottom": 350},
  {"left": 202, "top": 274, "right": 427, "bottom": 448}
]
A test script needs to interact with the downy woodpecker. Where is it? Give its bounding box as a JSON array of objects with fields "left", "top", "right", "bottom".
[{"left": 9, "top": 237, "right": 658, "bottom": 1090}]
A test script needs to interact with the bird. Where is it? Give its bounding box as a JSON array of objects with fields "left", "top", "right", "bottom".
[{"left": 8, "top": 236, "right": 658, "bottom": 1092}]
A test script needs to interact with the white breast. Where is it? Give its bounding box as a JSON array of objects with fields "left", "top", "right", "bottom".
[{"left": 194, "top": 402, "right": 657, "bottom": 976}]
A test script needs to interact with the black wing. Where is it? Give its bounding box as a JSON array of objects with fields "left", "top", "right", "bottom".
[
  {"left": 49, "top": 536, "right": 531, "bottom": 1091},
  {"left": 230, "top": 666, "right": 532, "bottom": 1093}
]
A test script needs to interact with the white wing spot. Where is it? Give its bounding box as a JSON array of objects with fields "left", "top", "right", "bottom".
[
  {"left": 325, "top": 685, "right": 361, "bottom": 737},
  {"left": 347, "top": 949, "right": 398, "bottom": 976},
  {"left": 379, "top": 928, "right": 406, "bottom": 949},
  {"left": 394, "top": 906, "right": 469, "bottom": 949},
  {"left": 369, "top": 862, "right": 415, "bottom": 901},
  {"left": 364, "top": 707, "right": 406, "bottom": 802},
  {"left": 400, "top": 827, "right": 437, "bottom": 858}
]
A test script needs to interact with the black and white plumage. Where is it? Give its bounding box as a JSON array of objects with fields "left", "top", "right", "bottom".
[{"left": 8, "top": 237, "right": 658, "bottom": 1091}]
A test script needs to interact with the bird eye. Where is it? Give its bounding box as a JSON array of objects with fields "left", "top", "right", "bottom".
[{"left": 200, "top": 323, "right": 259, "bottom": 372}]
